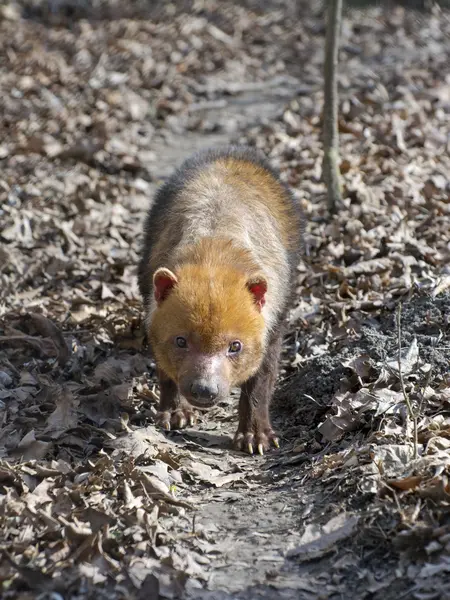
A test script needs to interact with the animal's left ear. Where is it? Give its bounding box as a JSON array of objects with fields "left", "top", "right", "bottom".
[
  {"left": 153, "top": 268, "right": 178, "bottom": 304},
  {"left": 247, "top": 275, "right": 267, "bottom": 311}
]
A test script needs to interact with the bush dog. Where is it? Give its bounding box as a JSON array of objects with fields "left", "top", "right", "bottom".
[{"left": 138, "top": 147, "right": 302, "bottom": 455}]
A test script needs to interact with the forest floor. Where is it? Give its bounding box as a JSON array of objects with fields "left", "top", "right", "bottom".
[{"left": 1, "top": 1, "right": 450, "bottom": 599}]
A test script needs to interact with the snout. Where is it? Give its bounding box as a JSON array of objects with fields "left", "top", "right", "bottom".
[
  {"left": 190, "top": 380, "right": 219, "bottom": 402},
  {"left": 178, "top": 355, "right": 231, "bottom": 408},
  {"left": 179, "top": 377, "right": 225, "bottom": 408}
]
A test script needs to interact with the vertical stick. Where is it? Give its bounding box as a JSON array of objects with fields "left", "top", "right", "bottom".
[
  {"left": 396, "top": 303, "right": 418, "bottom": 460},
  {"left": 323, "top": 0, "right": 343, "bottom": 213}
]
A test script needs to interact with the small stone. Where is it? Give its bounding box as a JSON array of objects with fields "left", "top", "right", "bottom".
[
  {"left": 1, "top": 4, "right": 20, "bottom": 21},
  {"left": 0, "top": 371, "right": 13, "bottom": 388},
  {"left": 425, "top": 540, "right": 442, "bottom": 555}
]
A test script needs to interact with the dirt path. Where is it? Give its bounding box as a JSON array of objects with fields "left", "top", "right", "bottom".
[{"left": 110, "top": 83, "right": 327, "bottom": 600}]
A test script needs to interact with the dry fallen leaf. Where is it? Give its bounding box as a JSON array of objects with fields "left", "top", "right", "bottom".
[
  {"left": 0, "top": 3, "right": 450, "bottom": 598},
  {"left": 385, "top": 337, "right": 419, "bottom": 378},
  {"left": 287, "top": 513, "right": 359, "bottom": 561},
  {"left": 45, "top": 387, "right": 79, "bottom": 438},
  {"left": 387, "top": 475, "right": 423, "bottom": 491}
]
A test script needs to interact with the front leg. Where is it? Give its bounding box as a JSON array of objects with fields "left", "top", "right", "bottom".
[
  {"left": 155, "top": 369, "right": 197, "bottom": 431},
  {"left": 233, "top": 331, "right": 282, "bottom": 455}
]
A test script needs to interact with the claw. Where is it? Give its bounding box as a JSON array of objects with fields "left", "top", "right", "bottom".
[
  {"left": 176, "top": 416, "right": 187, "bottom": 429},
  {"left": 157, "top": 405, "right": 197, "bottom": 432},
  {"left": 234, "top": 428, "right": 278, "bottom": 456}
]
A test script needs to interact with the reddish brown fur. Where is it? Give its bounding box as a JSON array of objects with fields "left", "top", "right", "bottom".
[
  {"left": 150, "top": 239, "right": 265, "bottom": 388},
  {"left": 138, "top": 147, "right": 302, "bottom": 454}
]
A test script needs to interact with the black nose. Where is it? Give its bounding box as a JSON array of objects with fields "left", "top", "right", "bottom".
[{"left": 190, "top": 381, "right": 219, "bottom": 401}]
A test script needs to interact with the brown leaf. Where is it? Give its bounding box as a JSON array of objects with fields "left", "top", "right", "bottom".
[
  {"left": 0, "top": 335, "right": 59, "bottom": 358},
  {"left": 417, "top": 477, "right": 450, "bottom": 502},
  {"left": 139, "top": 473, "right": 193, "bottom": 509},
  {"left": 287, "top": 514, "right": 359, "bottom": 560},
  {"left": 45, "top": 388, "right": 79, "bottom": 438},
  {"left": 387, "top": 476, "right": 423, "bottom": 491},
  {"left": 342, "top": 354, "right": 372, "bottom": 379},
  {"left": 9, "top": 430, "right": 52, "bottom": 460},
  {"left": 23, "top": 313, "right": 70, "bottom": 366},
  {"left": 385, "top": 337, "right": 419, "bottom": 378},
  {"left": 342, "top": 258, "right": 393, "bottom": 278}
]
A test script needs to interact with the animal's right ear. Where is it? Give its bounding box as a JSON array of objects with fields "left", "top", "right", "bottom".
[
  {"left": 247, "top": 275, "right": 267, "bottom": 311},
  {"left": 153, "top": 268, "right": 178, "bottom": 303}
]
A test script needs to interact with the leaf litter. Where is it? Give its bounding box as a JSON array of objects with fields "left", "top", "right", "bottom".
[{"left": 1, "top": 0, "right": 450, "bottom": 599}]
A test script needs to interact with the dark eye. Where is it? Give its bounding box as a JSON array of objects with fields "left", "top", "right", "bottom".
[
  {"left": 228, "top": 340, "right": 242, "bottom": 355},
  {"left": 176, "top": 336, "right": 187, "bottom": 348}
]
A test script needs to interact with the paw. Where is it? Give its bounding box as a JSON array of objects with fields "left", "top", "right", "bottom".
[
  {"left": 155, "top": 406, "right": 197, "bottom": 431},
  {"left": 233, "top": 427, "right": 279, "bottom": 456}
]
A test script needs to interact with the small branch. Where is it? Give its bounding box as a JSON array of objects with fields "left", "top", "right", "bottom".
[
  {"left": 322, "top": 0, "right": 343, "bottom": 213},
  {"left": 396, "top": 302, "right": 418, "bottom": 459}
]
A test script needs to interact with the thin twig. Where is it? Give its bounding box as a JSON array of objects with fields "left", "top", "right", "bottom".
[
  {"left": 396, "top": 302, "right": 418, "bottom": 459},
  {"left": 322, "top": 0, "right": 343, "bottom": 213}
]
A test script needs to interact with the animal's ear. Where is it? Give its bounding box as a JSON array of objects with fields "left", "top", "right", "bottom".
[
  {"left": 153, "top": 268, "right": 178, "bottom": 303},
  {"left": 247, "top": 275, "right": 267, "bottom": 311}
]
